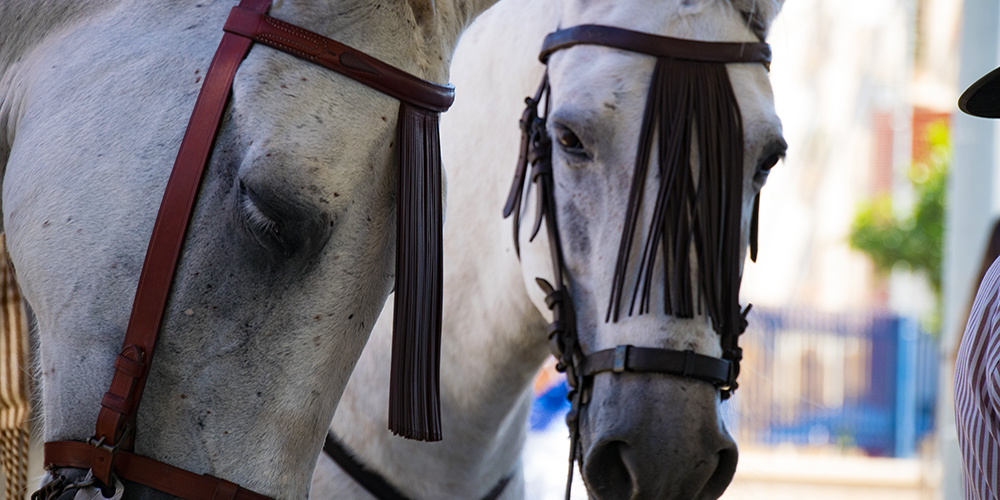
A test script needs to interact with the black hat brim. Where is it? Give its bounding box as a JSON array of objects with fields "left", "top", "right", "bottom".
[{"left": 960, "top": 66, "right": 1000, "bottom": 118}]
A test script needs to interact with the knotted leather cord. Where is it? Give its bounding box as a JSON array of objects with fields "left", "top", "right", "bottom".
[
  {"left": 503, "top": 24, "right": 769, "bottom": 500},
  {"left": 41, "top": 1, "right": 455, "bottom": 498},
  {"left": 322, "top": 432, "right": 512, "bottom": 500}
]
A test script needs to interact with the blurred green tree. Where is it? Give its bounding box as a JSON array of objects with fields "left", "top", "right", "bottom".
[{"left": 849, "top": 122, "right": 948, "bottom": 315}]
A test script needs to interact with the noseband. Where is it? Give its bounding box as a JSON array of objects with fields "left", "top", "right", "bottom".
[
  {"left": 503, "top": 25, "right": 770, "bottom": 497},
  {"left": 38, "top": 1, "right": 452, "bottom": 498}
]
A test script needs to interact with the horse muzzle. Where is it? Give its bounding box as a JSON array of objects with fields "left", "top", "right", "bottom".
[{"left": 578, "top": 372, "right": 738, "bottom": 500}]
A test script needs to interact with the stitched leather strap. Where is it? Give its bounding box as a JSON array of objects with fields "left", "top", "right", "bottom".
[
  {"left": 47, "top": 0, "right": 275, "bottom": 494},
  {"left": 44, "top": 442, "right": 270, "bottom": 500},
  {"left": 578, "top": 345, "right": 732, "bottom": 388},
  {"left": 88, "top": 0, "right": 273, "bottom": 481},
  {"left": 540, "top": 24, "right": 771, "bottom": 70},
  {"left": 223, "top": 7, "right": 454, "bottom": 112}
]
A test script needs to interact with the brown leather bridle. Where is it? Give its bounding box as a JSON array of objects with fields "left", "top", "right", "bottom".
[
  {"left": 38, "top": 1, "right": 452, "bottom": 498},
  {"left": 504, "top": 25, "right": 771, "bottom": 498}
]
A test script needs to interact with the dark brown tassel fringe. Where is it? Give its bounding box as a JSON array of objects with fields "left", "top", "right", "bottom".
[
  {"left": 388, "top": 103, "right": 443, "bottom": 442},
  {"left": 606, "top": 58, "right": 746, "bottom": 342}
]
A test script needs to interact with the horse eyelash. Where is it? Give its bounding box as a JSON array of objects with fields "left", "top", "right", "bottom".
[{"left": 240, "top": 192, "right": 281, "bottom": 238}]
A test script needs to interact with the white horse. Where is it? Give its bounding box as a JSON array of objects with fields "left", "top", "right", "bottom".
[
  {"left": 0, "top": 0, "right": 499, "bottom": 497},
  {"left": 313, "top": 0, "right": 785, "bottom": 498}
]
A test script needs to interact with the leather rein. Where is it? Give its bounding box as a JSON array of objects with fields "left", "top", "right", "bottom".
[
  {"left": 503, "top": 25, "right": 770, "bottom": 499},
  {"left": 37, "top": 1, "right": 453, "bottom": 498},
  {"left": 322, "top": 432, "right": 512, "bottom": 500}
]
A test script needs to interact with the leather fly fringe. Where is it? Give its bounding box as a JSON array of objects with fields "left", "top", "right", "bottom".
[
  {"left": 389, "top": 103, "right": 444, "bottom": 442},
  {"left": 606, "top": 58, "right": 745, "bottom": 343}
]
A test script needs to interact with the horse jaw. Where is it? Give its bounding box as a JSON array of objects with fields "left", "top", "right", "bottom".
[
  {"left": 514, "top": 0, "right": 786, "bottom": 498},
  {"left": 2, "top": 0, "right": 499, "bottom": 497}
]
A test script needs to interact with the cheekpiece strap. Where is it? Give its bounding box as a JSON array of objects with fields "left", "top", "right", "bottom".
[{"left": 540, "top": 24, "right": 771, "bottom": 70}]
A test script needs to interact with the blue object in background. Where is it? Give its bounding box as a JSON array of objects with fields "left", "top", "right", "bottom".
[
  {"left": 526, "top": 307, "right": 939, "bottom": 458},
  {"left": 530, "top": 382, "right": 569, "bottom": 431},
  {"left": 740, "top": 307, "right": 939, "bottom": 458}
]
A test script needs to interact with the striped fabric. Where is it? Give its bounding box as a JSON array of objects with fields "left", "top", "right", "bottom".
[
  {"left": 0, "top": 234, "right": 30, "bottom": 500},
  {"left": 956, "top": 256, "right": 1000, "bottom": 499}
]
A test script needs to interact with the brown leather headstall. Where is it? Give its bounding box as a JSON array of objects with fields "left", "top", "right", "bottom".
[
  {"left": 41, "top": 0, "right": 453, "bottom": 497},
  {"left": 504, "top": 24, "right": 770, "bottom": 499}
]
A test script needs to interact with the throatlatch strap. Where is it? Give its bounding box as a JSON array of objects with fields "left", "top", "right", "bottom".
[{"left": 323, "top": 432, "right": 513, "bottom": 500}]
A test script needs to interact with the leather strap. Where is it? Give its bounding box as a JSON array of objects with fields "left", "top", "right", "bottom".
[
  {"left": 322, "top": 432, "right": 512, "bottom": 500},
  {"left": 46, "top": 0, "right": 273, "bottom": 496},
  {"left": 44, "top": 442, "right": 270, "bottom": 500},
  {"left": 89, "top": 0, "right": 273, "bottom": 482},
  {"left": 223, "top": 7, "right": 454, "bottom": 112},
  {"left": 540, "top": 24, "right": 771, "bottom": 70},
  {"left": 578, "top": 345, "right": 732, "bottom": 388}
]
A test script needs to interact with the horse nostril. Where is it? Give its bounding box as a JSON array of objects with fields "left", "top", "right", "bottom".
[
  {"left": 698, "top": 445, "right": 739, "bottom": 499},
  {"left": 584, "top": 441, "right": 635, "bottom": 500}
]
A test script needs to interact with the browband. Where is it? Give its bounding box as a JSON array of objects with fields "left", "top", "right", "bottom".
[
  {"left": 539, "top": 24, "right": 771, "bottom": 70},
  {"left": 224, "top": 7, "right": 454, "bottom": 112}
]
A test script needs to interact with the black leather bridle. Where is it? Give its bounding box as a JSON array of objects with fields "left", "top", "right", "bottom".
[{"left": 503, "top": 25, "right": 771, "bottom": 498}]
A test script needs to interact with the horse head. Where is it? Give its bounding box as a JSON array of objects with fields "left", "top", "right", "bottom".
[{"left": 513, "top": 0, "right": 786, "bottom": 497}]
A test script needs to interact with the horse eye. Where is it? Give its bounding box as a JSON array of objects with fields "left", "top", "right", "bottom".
[
  {"left": 758, "top": 152, "right": 781, "bottom": 173},
  {"left": 553, "top": 124, "right": 586, "bottom": 156}
]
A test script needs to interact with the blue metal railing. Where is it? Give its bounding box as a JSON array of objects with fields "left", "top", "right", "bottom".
[
  {"left": 728, "top": 307, "right": 939, "bottom": 458},
  {"left": 529, "top": 307, "right": 939, "bottom": 458}
]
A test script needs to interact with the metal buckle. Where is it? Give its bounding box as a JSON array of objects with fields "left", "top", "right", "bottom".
[
  {"left": 87, "top": 421, "right": 129, "bottom": 454},
  {"left": 612, "top": 345, "right": 630, "bottom": 373}
]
